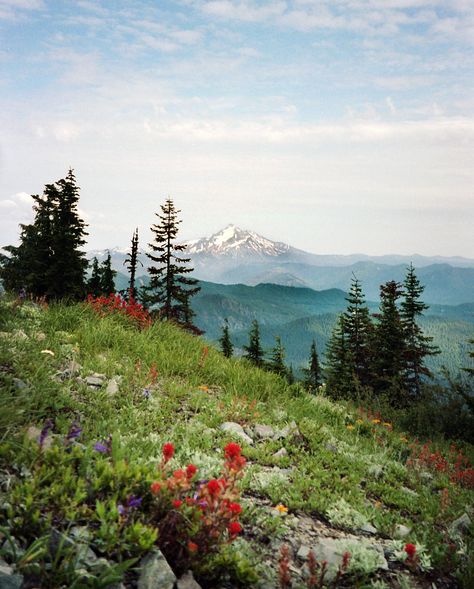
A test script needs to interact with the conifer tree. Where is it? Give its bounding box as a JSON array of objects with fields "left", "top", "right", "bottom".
[
  {"left": 373, "top": 281, "right": 406, "bottom": 403},
  {"left": 219, "top": 318, "right": 234, "bottom": 358},
  {"left": 401, "top": 264, "right": 439, "bottom": 396},
  {"left": 287, "top": 364, "right": 295, "bottom": 385},
  {"left": 463, "top": 339, "right": 474, "bottom": 377},
  {"left": 268, "top": 336, "right": 286, "bottom": 376},
  {"left": 243, "top": 320, "right": 264, "bottom": 367},
  {"left": 100, "top": 252, "right": 116, "bottom": 295},
  {"left": 303, "top": 339, "right": 322, "bottom": 392},
  {"left": 343, "top": 276, "right": 373, "bottom": 387},
  {"left": 325, "top": 315, "right": 354, "bottom": 399},
  {"left": 123, "top": 228, "right": 142, "bottom": 300},
  {"left": 0, "top": 170, "right": 88, "bottom": 300},
  {"left": 87, "top": 257, "right": 102, "bottom": 297},
  {"left": 145, "top": 198, "right": 200, "bottom": 328}
]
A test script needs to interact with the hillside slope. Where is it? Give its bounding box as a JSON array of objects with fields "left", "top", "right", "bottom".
[{"left": 0, "top": 299, "right": 473, "bottom": 588}]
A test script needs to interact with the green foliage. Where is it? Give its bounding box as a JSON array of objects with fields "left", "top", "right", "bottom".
[
  {"left": 268, "top": 336, "right": 286, "bottom": 376},
  {"left": 87, "top": 258, "right": 102, "bottom": 297},
  {"left": 302, "top": 339, "right": 322, "bottom": 391},
  {"left": 123, "top": 227, "right": 142, "bottom": 300},
  {"left": 99, "top": 252, "right": 116, "bottom": 295},
  {"left": 219, "top": 318, "right": 233, "bottom": 358},
  {"left": 243, "top": 319, "right": 265, "bottom": 367}
]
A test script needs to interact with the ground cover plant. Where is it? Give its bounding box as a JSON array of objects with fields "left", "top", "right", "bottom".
[{"left": 0, "top": 296, "right": 473, "bottom": 588}]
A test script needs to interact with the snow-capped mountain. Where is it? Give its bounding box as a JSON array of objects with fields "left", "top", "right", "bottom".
[{"left": 185, "top": 224, "right": 294, "bottom": 258}]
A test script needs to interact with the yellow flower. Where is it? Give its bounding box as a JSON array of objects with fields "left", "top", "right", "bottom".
[
  {"left": 400, "top": 436, "right": 408, "bottom": 443},
  {"left": 372, "top": 419, "right": 381, "bottom": 424},
  {"left": 356, "top": 419, "right": 363, "bottom": 425},
  {"left": 275, "top": 504, "right": 288, "bottom": 514},
  {"left": 346, "top": 425, "right": 355, "bottom": 430},
  {"left": 374, "top": 500, "right": 382, "bottom": 509},
  {"left": 198, "top": 385, "right": 209, "bottom": 392},
  {"left": 383, "top": 422, "right": 392, "bottom": 429}
]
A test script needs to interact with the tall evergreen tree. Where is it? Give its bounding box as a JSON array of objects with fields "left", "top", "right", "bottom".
[
  {"left": 145, "top": 198, "right": 200, "bottom": 328},
  {"left": 87, "top": 257, "right": 102, "bottom": 297},
  {"left": 325, "top": 315, "right": 354, "bottom": 399},
  {"left": 287, "top": 364, "right": 295, "bottom": 385},
  {"left": 268, "top": 336, "right": 286, "bottom": 376},
  {"left": 401, "top": 264, "right": 439, "bottom": 396},
  {"left": 100, "top": 252, "right": 116, "bottom": 295},
  {"left": 372, "top": 281, "right": 406, "bottom": 403},
  {"left": 343, "top": 276, "right": 373, "bottom": 387},
  {"left": 219, "top": 318, "right": 234, "bottom": 358},
  {"left": 0, "top": 170, "right": 88, "bottom": 300},
  {"left": 463, "top": 338, "right": 474, "bottom": 377},
  {"left": 303, "top": 339, "right": 322, "bottom": 392},
  {"left": 123, "top": 228, "right": 142, "bottom": 300},
  {"left": 243, "top": 320, "right": 264, "bottom": 367}
]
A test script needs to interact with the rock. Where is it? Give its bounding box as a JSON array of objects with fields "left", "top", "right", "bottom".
[
  {"left": 1, "top": 538, "right": 24, "bottom": 561},
  {"left": 35, "top": 332, "right": 46, "bottom": 341},
  {"left": 70, "top": 526, "right": 91, "bottom": 543},
  {"left": 85, "top": 374, "right": 106, "bottom": 388},
  {"left": 0, "top": 560, "right": 23, "bottom": 589},
  {"left": 450, "top": 513, "right": 472, "bottom": 535},
  {"left": 138, "top": 549, "right": 176, "bottom": 589},
  {"left": 393, "top": 524, "right": 411, "bottom": 539},
  {"left": 177, "top": 570, "right": 202, "bottom": 589},
  {"left": 74, "top": 544, "right": 98, "bottom": 569},
  {"left": 254, "top": 424, "right": 275, "bottom": 439},
  {"left": 13, "top": 378, "right": 27, "bottom": 390},
  {"left": 274, "top": 420, "right": 299, "bottom": 440},
  {"left": 26, "top": 426, "right": 42, "bottom": 441},
  {"left": 219, "top": 422, "right": 254, "bottom": 445},
  {"left": 273, "top": 447, "right": 288, "bottom": 459},
  {"left": 360, "top": 523, "right": 378, "bottom": 535},
  {"left": 106, "top": 378, "right": 120, "bottom": 395},
  {"left": 296, "top": 544, "right": 311, "bottom": 560}
]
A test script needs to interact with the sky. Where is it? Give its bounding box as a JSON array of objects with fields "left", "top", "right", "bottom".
[{"left": 0, "top": 0, "right": 473, "bottom": 256}]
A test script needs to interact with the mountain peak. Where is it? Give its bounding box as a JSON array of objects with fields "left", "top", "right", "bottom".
[{"left": 185, "top": 225, "right": 291, "bottom": 258}]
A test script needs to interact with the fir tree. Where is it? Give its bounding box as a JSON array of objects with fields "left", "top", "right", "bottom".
[
  {"left": 325, "top": 315, "right": 354, "bottom": 399},
  {"left": 0, "top": 170, "right": 88, "bottom": 300},
  {"left": 219, "top": 318, "right": 234, "bottom": 358},
  {"left": 87, "top": 257, "right": 102, "bottom": 297},
  {"left": 243, "top": 320, "right": 264, "bottom": 367},
  {"left": 123, "top": 228, "right": 142, "bottom": 300},
  {"left": 287, "top": 364, "right": 295, "bottom": 385},
  {"left": 145, "top": 198, "right": 200, "bottom": 328},
  {"left": 268, "top": 336, "right": 286, "bottom": 376},
  {"left": 100, "top": 252, "right": 116, "bottom": 295},
  {"left": 463, "top": 339, "right": 474, "bottom": 377},
  {"left": 303, "top": 339, "right": 322, "bottom": 392},
  {"left": 401, "top": 264, "right": 440, "bottom": 396},
  {"left": 342, "top": 276, "right": 373, "bottom": 387},
  {"left": 372, "top": 281, "right": 406, "bottom": 403}
]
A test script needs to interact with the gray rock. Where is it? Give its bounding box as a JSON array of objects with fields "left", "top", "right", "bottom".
[
  {"left": 0, "top": 560, "right": 23, "bottom": 589},
  {"left": 106, "top": 378, "right": 120, "bottom": 395},
  {"left": 1, "top": 538, "right": 24, "bottom": 561},
  {"left": 13, "top": 378, "right": 27, "bottom": 390},
  {"left": 85, "top": 374, "right": 106, "bottom": 388},
  {"left": 273, "top": 447, "right": 288, "bottom": 459},
  {"left": 74, "top": 544, "right": 98, "bottom": 569},
  {"left": 450, "top": 513, "right": 472, "bottom": 535},
  {"left": 360, "top": 523, "right": 378, "bottom": 535},
  {"left": 296, "top": 544, "right": 311, "bottom": 560},
  {"left": 274, "top": 420, "right": 299, "bottom": 440},
  {"left": 219, "top": 422, "right": 254, "bottom": 445},
  {"left": 254, "top": 424, "right": 275, "bottom": 439},
  {"left": 138, "top": 549, "right": 176, "bottom": 589},
  {"left": 177, "top": 570, "right": 202, "bottom": 589},
  {"left": 393, "top": 524, "right": 411, "bottom": 539}
]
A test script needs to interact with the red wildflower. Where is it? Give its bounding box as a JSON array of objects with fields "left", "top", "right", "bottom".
[
  {"left": 150, "top": 481, "right": 161, "bottom": 495},
  {"left": 173, "top": 469, "right": 186, "bottom": 479},
  {"left": 207, "top": 479, "right": 221, "bottom": 496},
  {"left": 188, "top": 541, "right": 198, "bottom": 553},
  {"left": 173, "top": 499, "right": 183, "bottom": 508},
  {"left": 228, "top": 521, "right": 242, "bottom": 536},
  {"left": 404, "top": 543, "right": 417, "bottom": 559},
  {"left": 186, "top": 464, "right": 198, "bottom": 478},
  {"left": 163, "top": 443, "right": 174, "bottom": 462},
  {"left": 224, "top": 442, "right": 242, "bottom": 459},
  {"left": 229, "top": 502, "right": 242, "bottom": 515}
]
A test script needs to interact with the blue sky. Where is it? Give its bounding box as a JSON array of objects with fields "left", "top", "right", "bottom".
[{"left": 1, "top": 0, "right": 473, "bottom": 256}]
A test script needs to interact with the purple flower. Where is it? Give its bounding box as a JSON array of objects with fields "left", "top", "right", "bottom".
[
  {"left": 127, "top": 495, "right": 142, "bottom": 509},
  {"left": 66, "top": 421, "right": 82, "bottom": 443},
  {"left": 142, "top": 388, "right": 152, "bottom": 399},
  {"left": 94, "top": 435, "right": 112, "bottom": 455},
  {"left": 39, "top": 419, "right": 54, "bottom": 449},
  {"left": 117, "top": 504, "right": 125, "bottom": 516}
]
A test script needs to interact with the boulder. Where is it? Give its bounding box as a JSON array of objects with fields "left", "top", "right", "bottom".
[
  {"left": 177, "top": 570, "right": 202, "bottom": 589},
  {"left": 138, "top": 549, "right": 176, "bottom": 589},
  {"left": 393, "top": 524, "right": 411, "bottom": 539},
  {"left": 273, "top": 447, "right": 288, "bottom": 459},
  {"left": 254, "top": 424, "right": 275, "bottom": 440},
  {"left": 220, "top": 422, "right": 253, "bottom": 445}
]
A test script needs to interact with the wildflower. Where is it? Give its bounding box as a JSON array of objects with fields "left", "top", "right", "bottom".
[
  {"left": 275, "top": 504, "right": 288, "bottom": 514},
  {"left": 356, "top": 419, "right": 363, "bottom": 425},
  {"left": 188, "top": 541, "right": 198, "bottom": 553},
  {"left": 346, "top": 425, "right": 355, "bottom": 430},
  {"left": 173, "top": 499, "right": 183, "bottom": 508},
  {"left": 162, "top": 442, "right": 175, "bottom": 462},
  {"left": 404, "top": 543, "right": 417, "bottom": 559},
  {"left": 383, "top": 422, "right": 392, "bottom": 428},
  {"left": 94, "top": 435, "right": 112, "bottom": 455},
  {"left": 207, "top": 479, "right": 221, "bottom": 496},
  {"left": 65, "top": 420, "right": 82, "bottom": 443},
  {"left": 150, "top": 481, "right": 161, "bottom": 495},
  {"left": 142, "top": 388, "right": 152, "bottom": 399},
  {"left": 341, "top": 551, "right": 351, "bottom": 571},
  {"left": 229, "top": 502, "right": 242, "bottom": 515},
  {"left": 39, "top": 419, "right": 54, "bottom": 449},
  {"left": 224, "top": 442, "right": 242, "bottom": 459},
  {"left": 198, "top": 385, "right": 209, "bottom": 392},
  {"left": 40, "top": 349, "right": 55, "bottom": 356},
  {"left": 118, "top": 495, "right": 142, "bottom": 517},
  {"left": 400, "top": 436, "right": 408, "bottom": 443},
  {"left": 374, "top": 500, "right": 382, "bottom": 509},
  {"left": 186, "top": 464, "right": 198, "bottom": 478},
  {"left": 228, "top": 521, "right": 242, "bottom": 536},
  {"left": 173, "top": 469, "right": 186, "bottom": 479},
  {"left": 372, "top": 419, "right": 381, "bottom": 424}
]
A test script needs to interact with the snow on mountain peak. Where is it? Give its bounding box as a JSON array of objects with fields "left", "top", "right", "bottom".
[{"left": 185, "top": 225, "right": 291, "bottom": 258}]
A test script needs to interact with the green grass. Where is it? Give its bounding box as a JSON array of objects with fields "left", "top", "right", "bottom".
[{"left": 0, "top": 297, "right": 473, "bottom": 588}]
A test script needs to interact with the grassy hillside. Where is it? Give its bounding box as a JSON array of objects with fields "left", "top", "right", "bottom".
[{"left": 0, "top": 298, "right": 473, "bottom": 588}]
